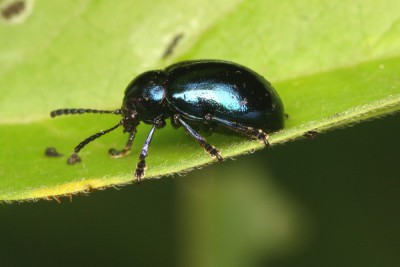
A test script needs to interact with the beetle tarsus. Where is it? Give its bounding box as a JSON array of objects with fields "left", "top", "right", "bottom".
[
  {"left": 135, "top": 159, "right": 146, "bottom": 184},
  {"left": 204, "top": 144, "right": 223, "bottom": 161},
  {"left": 67, "top": 153, "right": 81, "bottom": 164},
  {"left": 256, "top": 131, "right": 270, "bottom": 147},
  {"left": 109, "top": 132, "right": 136, "bottom": 158},
  {"left": 263, "top": 138, "right": 270, "bottom": 147},
  {"left": 108, "top": 148, "right": 131, "bottom": 158}
]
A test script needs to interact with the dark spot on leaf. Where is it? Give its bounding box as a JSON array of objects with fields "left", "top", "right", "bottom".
[
  {"left": 45, "top": 147, "right": 63, "bottom": 157},
  {"left": 1, "top": 0, "right": 25, "bottom": 20},
  {"left": 162, "top": 32, "right": 184, "bottom": 59}
]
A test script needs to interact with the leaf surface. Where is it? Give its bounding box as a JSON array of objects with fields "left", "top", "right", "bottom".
[{"left": 0, "top": 0, "right": 399, "bottom": 201}]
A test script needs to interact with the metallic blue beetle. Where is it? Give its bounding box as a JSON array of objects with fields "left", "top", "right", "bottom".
[{"left": 51, "top": 60, "right": 285, "bottom": 182}]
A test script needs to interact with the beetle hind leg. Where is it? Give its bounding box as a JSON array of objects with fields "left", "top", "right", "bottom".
[
  {"left": 210, "top": 116, "right": 270, "bottom": 146},
  {"left": 174, "top": 115, "right": 223, "bottom": 161},
  {"left": 109, "top": 131, "right": 136, "bottom": 158}
]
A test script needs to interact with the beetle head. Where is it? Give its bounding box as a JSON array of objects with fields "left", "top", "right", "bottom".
[{"left": 122, "top": 70, "right": 167, "bottom": 124}]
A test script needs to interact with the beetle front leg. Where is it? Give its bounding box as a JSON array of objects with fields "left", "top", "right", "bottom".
[
  {"left": 135, "top": 125, "right": 157, "bottom": 183},
  {"left": 109, "top": 130, "right": 136, "bottom": 158},
  {"left": 207, "top": 115, "right": 270, "bottom": 146},
  {"left": 174, "top": 114, "right": 223, "bottom": 161}
]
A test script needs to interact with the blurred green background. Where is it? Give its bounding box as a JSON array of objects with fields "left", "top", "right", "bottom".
[{"left": 1, "top": 114, "right": 399, "bottom": 266}]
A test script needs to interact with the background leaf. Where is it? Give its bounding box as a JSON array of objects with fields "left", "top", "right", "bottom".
[{"left": 0, "top": 0, "right": 399, "bottom": 201}]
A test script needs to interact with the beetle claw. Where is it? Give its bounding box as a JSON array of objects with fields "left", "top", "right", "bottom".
[
  {"left": 67, "top": 153, "right": 81, "bottom": 164},
  {"left": 135, "top": 171, "right": 144, "bottom": 184},
  {"left": 256, "top": 132, "right": 270, "bottom": 147},
  {"left": 213, "top": 150, "right": 223, "bottom": 162},
  {"left": 263, "top": 138, "right": 271, "bottom": 147},
  {"left": 108, "top": 148, "right": 131, "bottom": 158}
]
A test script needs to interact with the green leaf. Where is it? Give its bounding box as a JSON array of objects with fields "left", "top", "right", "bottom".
[{"left": 1, "top": 0, "right": 399, "bottom": 201}]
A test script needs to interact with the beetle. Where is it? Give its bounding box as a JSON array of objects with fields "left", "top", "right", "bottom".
[{"left": 50, "top": 60, "right": 285, "bottom": 183}]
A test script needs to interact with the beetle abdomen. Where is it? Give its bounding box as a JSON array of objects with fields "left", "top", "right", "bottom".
[{"left": 165, "top": 60, "right": 284, "bottom": 132}]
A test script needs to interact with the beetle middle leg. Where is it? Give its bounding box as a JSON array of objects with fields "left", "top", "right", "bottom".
[
  {"left": 109, "top": 130, "right": 136, "bottom": 158},
  {"left": 209, "top": 116, "right": 271, "bottom": 146},
  {"left": 174, "top": 114, "right": 223, "bottom": 161}
]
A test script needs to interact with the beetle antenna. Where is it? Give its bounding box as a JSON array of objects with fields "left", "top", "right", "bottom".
[
  {"left": 74, "top": 121, "right": 123, "bottom": 154},
  {"left": 67, "top": 120, "right": 123, "bottom": 164},
  {"left": 50, "top": 108, "right": 122, "bottom": 118}
]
